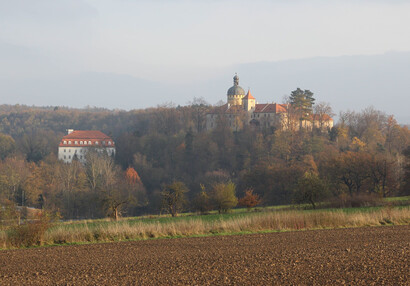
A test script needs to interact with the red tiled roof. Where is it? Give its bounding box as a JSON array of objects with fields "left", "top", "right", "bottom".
[
  {"left": 254, "top": 103, "right": 287, "bottom": 113},
  {"left": 59, "top": 130, "right": 115, "bottom": 147},
  {"left": 208, "top": 102, "right": 289, "bottom": 115},
  {"left": 243, "top": 90, "right": 255, "bottom": 100},
  {"left": 63, "top": 130, "right": 111, "bottom": 140}
]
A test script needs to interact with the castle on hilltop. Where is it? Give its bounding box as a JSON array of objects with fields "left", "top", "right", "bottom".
[{"left": 206, "top": 74, "right": 333, "bottom": 131}]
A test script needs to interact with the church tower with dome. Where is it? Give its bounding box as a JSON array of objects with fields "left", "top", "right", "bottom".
[{"left": 227, "top": 74, "right": 246, "bottom": 106}]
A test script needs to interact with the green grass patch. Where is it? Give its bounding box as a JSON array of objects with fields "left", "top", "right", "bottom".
[{"left": 384, "top": 196, "right": 410, "bottom": 202}]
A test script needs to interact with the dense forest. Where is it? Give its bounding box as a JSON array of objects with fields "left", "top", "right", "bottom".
[{"left": 0, "top": 96, "right": 409, "bottom": 219}]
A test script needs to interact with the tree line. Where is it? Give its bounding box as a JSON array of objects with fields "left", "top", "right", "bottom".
[{"left": 0, "top": 92, "right": 409, "bottom": 219}]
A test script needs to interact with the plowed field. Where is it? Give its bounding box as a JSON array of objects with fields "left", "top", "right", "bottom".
[{"left": 1, "top": 226, "right": 409, "bottom": 285}]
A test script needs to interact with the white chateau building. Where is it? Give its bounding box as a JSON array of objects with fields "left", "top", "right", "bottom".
[
  {"left": 206, "top": 75, "right": 333, "bottom": 131},
  {"left": 58, "top": 129, "right": 115, "bottom": 163}
]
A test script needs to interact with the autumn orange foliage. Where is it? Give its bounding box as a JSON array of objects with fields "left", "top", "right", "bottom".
[
  {"left": 125, "top": 167, "right": 142, "bottom": 185},
  {"left": 238, "top": 189, "right": 261, "bottom": 210}
]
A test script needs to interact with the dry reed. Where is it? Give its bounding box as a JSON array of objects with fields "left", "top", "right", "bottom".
[{"left": 1, "top": 207, "right": 409, "bottom": 249}]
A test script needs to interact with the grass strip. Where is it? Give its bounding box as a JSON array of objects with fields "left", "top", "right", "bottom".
[{"left": 1, "top": 206, "right": 408, "bottom": 249}]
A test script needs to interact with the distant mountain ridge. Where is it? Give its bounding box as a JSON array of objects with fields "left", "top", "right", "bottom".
[
  {"left": 1, "top": 51, "right": 409, "bottom": 124},
  {"left": 229, "top": 52, "right": 410, "bottom": 124}
]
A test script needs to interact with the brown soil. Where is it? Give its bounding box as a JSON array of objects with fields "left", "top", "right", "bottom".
[{"left": 1, "top": 226, "right": 409, "bottom": 285}]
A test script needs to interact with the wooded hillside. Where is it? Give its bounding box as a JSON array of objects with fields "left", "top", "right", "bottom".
[{"left": 0, "top": 100, "right": 409, "bottom": 219}]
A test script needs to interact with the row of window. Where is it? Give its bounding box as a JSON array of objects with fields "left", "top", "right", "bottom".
[
  {"left": 62, "top": 140, "right": 112, "bottom": 146},
  {"left": 251, "top": 113, "right": 273, "bottom": 118},
  {"left": 63, "top": 148, "right": 114, "bottom": 154},
  {"left": 63, "top": 149, "right": 85, "bottom": 153},
  {"left": 63, "top": 155, "right": 84, "bottom": 160}
]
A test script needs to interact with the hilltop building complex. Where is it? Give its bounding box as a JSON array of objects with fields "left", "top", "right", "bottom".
[{"left": 206, "top": 75, "right": 333, "bottom": 131}]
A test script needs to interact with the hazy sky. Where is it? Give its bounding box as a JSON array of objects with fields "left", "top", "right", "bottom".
[
  {"left": 1, "top": 0, "right": 410, "bottom": 82},
  {"left": 1, "top": 0, "right": 410, "bottom": 122}
]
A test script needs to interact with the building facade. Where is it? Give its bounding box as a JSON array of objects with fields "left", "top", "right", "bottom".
[
  {"left": 58, "top": 129, "right": 115, "bottom": 163},
  {"left": 206, "top": 75, "right": 333, "bottom": 131}
]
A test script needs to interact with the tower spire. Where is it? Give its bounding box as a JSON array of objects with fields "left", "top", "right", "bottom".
[{"left": 233, "top": 73, "right": 239, "bottom": 86}]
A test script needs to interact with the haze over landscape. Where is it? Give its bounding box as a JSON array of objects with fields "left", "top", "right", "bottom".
[
  {"left": 1, "top": 0, "right": 410, "bottom": 123},
  {"left": 1, "top": 2, "right": 410, "bottom": 284}
]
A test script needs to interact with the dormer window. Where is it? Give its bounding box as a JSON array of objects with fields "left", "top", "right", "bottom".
[
  {"left": 88, "top": 141, "right": 91, "bottom": 145},
  {"left": 80, "top": 141, "right": 83, "bottom": 145},
  {"left": 95, "top": 141, "right": 99, "bottom": 145},
  {"left": 63, "top": 141, "right": 67, "bottom": 144},
  {"left": 75, "top": 141, "right": 78, "bottom": 145},
  {"left": 68, "top": 141, "right": 72, "bottom": 144},
  {"left": 83, "top": 141, "right": 87, "bottom": 145},
  {"left": 108, "top": 141, "right": 112, "bottom": 145}
]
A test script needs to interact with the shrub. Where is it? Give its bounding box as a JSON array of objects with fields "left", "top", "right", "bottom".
[
  {"left": 210, "top": 181, "right": 238, "bottom": 213},
  {"left": 7, "top": 212, "right": 54, "bottom": 248},
  {"left": 161, "top": 181, "right": 189, "bottom": 217},
  {"left": 327, "top": 193, "right": 383, "bottom": 208},
  {"left": 0, "top": 201, "right": 20, "bottom": 230},
  {"left": 294, "top": 172, "right": 328, "bottom": 209},
  {"left": 193, "top": 190, "right": 212, "bottom": 214},
  {"left": 238, "top": 189, "right": 261, "bottom": 211}
]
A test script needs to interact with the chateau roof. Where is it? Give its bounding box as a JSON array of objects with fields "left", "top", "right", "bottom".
[
  {"left": 62, "top": 130, "right": 112, "bottom": 140},
  {"left": 243, "top": 90, "right": 255, "bottom": 100},
  {"left": 227, "top": 74, "right": 245, "bottom": 96},
  {"left": 254, "top": 103, "right": 287, "bottom": 113},
  {"left": 59, "top": 130, "right": 115, "bottom": 147},
  {"left": 227, "top": 85, "right": 245, "bottom": 96}
]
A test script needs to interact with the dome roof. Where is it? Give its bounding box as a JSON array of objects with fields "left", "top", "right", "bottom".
[
  {"left": 227, "top": 74, "right": 245, "bottom": 96},
  {"left": 227, "top": 85, "right": 246, "bottom": 96}
]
